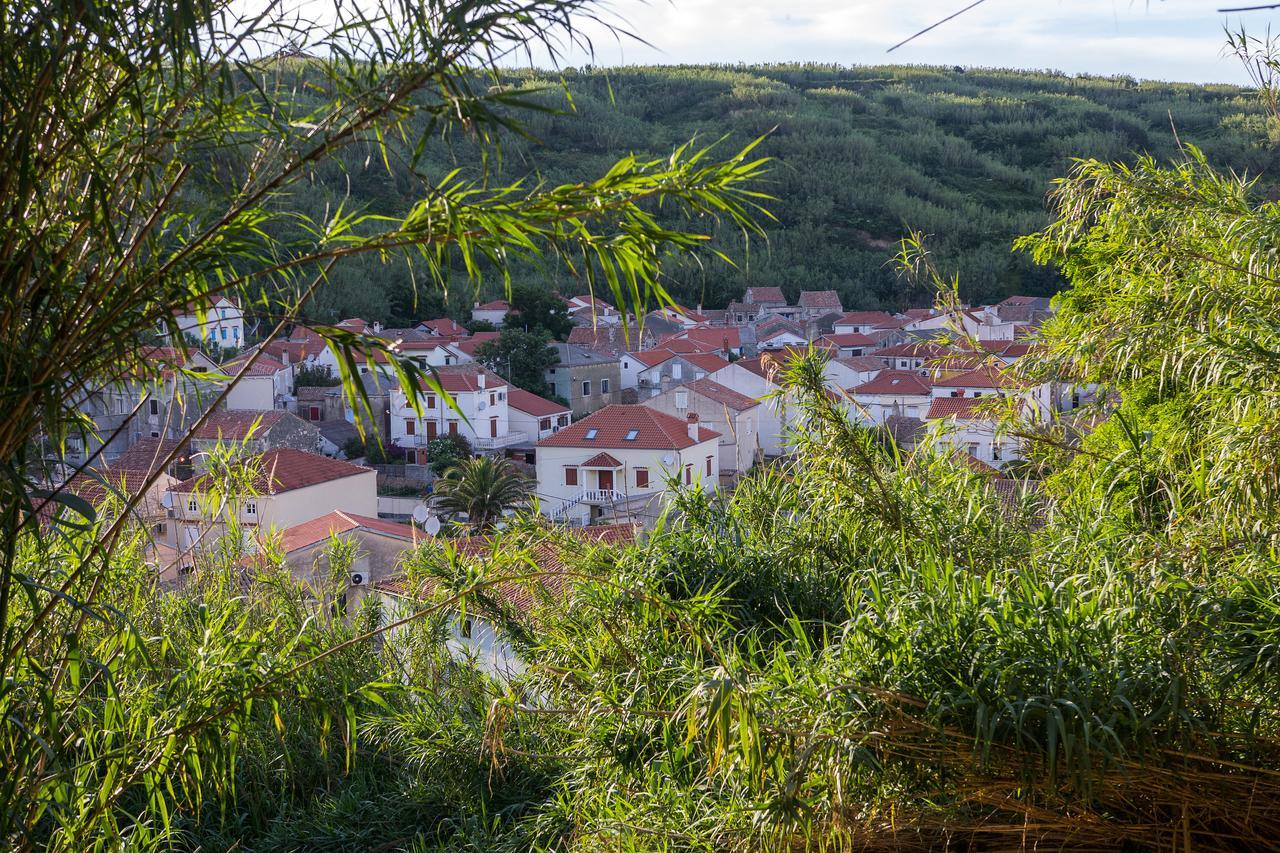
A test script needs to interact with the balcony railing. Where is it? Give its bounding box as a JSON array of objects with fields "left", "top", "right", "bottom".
[{"left": 550, "top": 488, "right": 625, "bottom": 521}]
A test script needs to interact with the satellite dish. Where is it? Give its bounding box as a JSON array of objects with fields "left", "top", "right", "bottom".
[
  {"left": 662, "top": 453, "right": 676, "bottom": 466},
  {"left": 161, "top": 492, "right": 173, "bottom": 509},
  {"left": 412, "top": 505, "right": 429, "bottom": 524},
  {"left": 424, "top": 515, "right": 442, "bottom": 535}
]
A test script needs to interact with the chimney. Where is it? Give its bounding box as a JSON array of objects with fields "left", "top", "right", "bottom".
[
  {"left": 477, "top": 371, "right": 486, "bottom": 389},
  {"left": 687, "top": 412, "right": 699, "bottom": 441}
]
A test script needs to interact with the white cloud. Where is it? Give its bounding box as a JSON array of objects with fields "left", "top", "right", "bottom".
[{"left": 546, "top": 0, "right": 1254, "bottom": 83}]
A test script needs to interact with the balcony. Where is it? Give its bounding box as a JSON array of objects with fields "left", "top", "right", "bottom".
[{"left": 550, "top": 488, "right": 625, "bottom": 521}]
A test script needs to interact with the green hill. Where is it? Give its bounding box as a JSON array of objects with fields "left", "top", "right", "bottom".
[{"left": 297, "top": 64, "right": 1278, "bottom": 322}]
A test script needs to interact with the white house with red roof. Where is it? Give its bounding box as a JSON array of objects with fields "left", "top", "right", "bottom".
[
  {"left": 222, "top": 349, "right": 295, "bottom": 411},
  {"left": 848, "top": 369, "right": 933, "bottom": 424},
  {"left": 506, "top": 387, "right": 572, "bottom": 443},
  {"left": 931, "top": 364, "right": 1052, "bottom": 417},
  {"left": 757, "top": 325, "right": 810, "bottom": 352},
  {"left": 535, "top": 405, "right": 720, "bottom": 527},
  {"left": 416, "top": 317, "right": 468, "bottom": 337},
  {"left": 471, "top": 300, "right": 510, "bottom": 327},
  {"left": 625, "top": 349, "right": 731, "bottom": 397},
  {"left": 642, "top": 378, "right": 762, "bottom": 474},
  {"left": 661, "top": 326, "right": 742, "bottom": 357},
  {"left": 924, "top": 397, "right": 1021, "bottom": 468},
  {"left": 818, "top": 332, "right": 876, "bottom": 357},
  {"left": 389, "top": 364, "right": 519, "bottom": 458},
  {"left": 649, "top": 304, "right": 709, "bottom": 329},
  {"left": 169, "top": 448, "right": 377, "bottom": 560},
  {"left": 171, "top": 296, "right": 244, "bottom": 350},
  {"left": 873, "top": 341, "right": 956, "bottom": 373},
  {"left": 822, "top": 356, "right": 884, "bottom": 394},
  {"left": 263, "top": 510, "right": 422, "bottom": 592}
]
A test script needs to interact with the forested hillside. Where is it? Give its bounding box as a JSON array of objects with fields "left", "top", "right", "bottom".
[{"left": 298, "top": 64, "right": 1279, "bottom": 323}]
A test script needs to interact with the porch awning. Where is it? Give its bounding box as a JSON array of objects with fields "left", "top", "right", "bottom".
[{"left": 580, "top": 452, "right": 623, "bottom": 469}]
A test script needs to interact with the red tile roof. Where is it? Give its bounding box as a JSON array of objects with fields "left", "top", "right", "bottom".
[
  {"left": 668, "top": 327, "right": 741, "bottom": 350},
  {"left": 507, "top": 387, "right": 570, "bottom": 417},
  {"left": 833, "top": 356, "right": 887, "bottom": 373},
  {"left": 628, "top": 348, "right": 677, "bottom": 368},
  {"left": 192, "top": 409, "right": 291, "bottom": 441},
  {"left": 926, "top": 397, "right": 1000, "bottom": 420},
  {"left": 933, "top": 365, "right": 1014, "bottom": 389},
  {"left": 537, "top": 405, "right": 719, "bottom": 450},
  {"left": 417, "top": 364, "right": 507, "bottom": 394},
  {"left": 798, "top": 290, "right": 841, "bottom": 309},
  {"left": 223, "top": 351, "right": 287, "bottom": 377},
  {"left": 276, "top": 510, "right": 420, "bottom": 554},
  {"left": 476, "top": 300, "right": 509, "bottom": 310},
  {"left": 653, "top": 337, "right": 718, "bottom": 354},
  {"left": 954, "top": 452, "right": 1002, "bottom": 477},
  {"left": 681, "top": 378, "right": 760, "bottom": 411},
  {"left": 580, "top": 451, "right": 623, "bottom": 468},
  {"left": 835, "top": 310, "right": 895, "bottom": 327},
  {"left": 420, "top": 318, "right": 467, "bottom": 336},
  {"left": 681, "top": 352, "right": 730, "bottom": 373},
  {"left": 851, "top": 370, "right": 932, "bottom": 396},
  {"left": 745, "top": 286, "right": 786, "bottom": 305},
  {"left": 173, "top": 448, "right": 371, "bottom": 494}
]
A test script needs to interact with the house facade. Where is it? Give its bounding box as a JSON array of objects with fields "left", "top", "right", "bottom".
[
  {"left": 535, "top": 405, "right": 720, "bottom": 527},
  {"left": 507, "top": 388, "right": 572, "bottom": 443},
  {"left": 389, "top": 364, "right": 520, "bottom": 459},
  {"left": 171, "top": 297, "right": 244, "bottom": 350},
  {"left": 222, "top": 351, "right": 294, "bottom": 412},
  {"left": 546, "top": 342, "right": 621, "bottom": 417}
]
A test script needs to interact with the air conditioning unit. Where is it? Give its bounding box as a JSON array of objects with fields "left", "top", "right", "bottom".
[{"left": 349, "top": 571, "right": 367, "bottom": 587}]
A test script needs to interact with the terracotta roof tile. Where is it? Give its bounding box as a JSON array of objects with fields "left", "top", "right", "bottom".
[
  {"left": 745, "top": 286, "right": 786, "bottom": 305},
  {"left": 926, "top": 397, "right": 1000, "bottom": 420},
  {"left": 822, "top": 333, "right": 876, "bottom": 348},
  {"left": 537, "top": 405, "right": 719, "bottom": 450},
  {"left": 417, "top": 364, "right": 508, "bottom": 394},
  {"left": 476, "top": 300, "right": 509, "bottom": 310},
  {"left": 798, "top": 290, "right": 842, "bottom": 309},
  {"left": 192, "top": 409, "right": 291, "bottom": 441},
  {"left": 222, "top": 351, "right": 287, "bottom": 377},
  {"left": 851, "top": 370, "right": 932, "bottom": 396},
  {"left": 174, "top": 448, "right": 370, "bottom": 494},
  {"left": 835, "top": 310, "right": 895, "bottom": 327},
  {"left": 419, "top": 318, "right": 467, "bottom": 336},
  {"left": 681, "top": 378, "right": 760, "bottom": 411},
  {"left": 507, "top": 387, "right": 570, "bottom": 417},
  {"left": 933, "top": 365, "right": 1015, "bottom": 389},
  {"left": 581, "top": 451, "right": 623, "bottom": 468},
  {"left": 875, "top": 341, "right": 955, "bottom": 359},
  {"left": 277, "top": 510, "right": 420, "bottom": 554}
]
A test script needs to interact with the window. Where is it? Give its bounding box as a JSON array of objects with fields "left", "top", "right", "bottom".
[
  {"left": 675, "top": 391, "right": 688, "bottom": 409},
  {"left": 153, "top": 522, "right": 167, "bottom": 536},
  {"left": 565, "top": 466, "right": 578, "bottom": 486},
  {"left": 460, "top": 617, "right": 473, "bottom": 639},
  {"left": 149, "top": 399, "right": 159, "bottom": 416},
  {"left": 581, "top": 380, "right": 591, "bottom": 397},
  {"left": 671, "top": 363, "right": 682, "bottom": 379},
  {"left": 899, "top": 359, "right": 908, "bottom": 369},
  {"left": 695, "top": 372, "right": 705, "bottom": 380},
  {"left": 684, "top": 464, "right": 692, "bottom": 485},
  {"left": 150, "top": 430, "right": 161, "bottom": 438},
  {"left": 448, "top": 421, "right": 458, "bottom": 435},
  {"left": 233, "top": 327, "right": 240, "bottom": 340},
  {"left": 489, "top": 392, "right": 496, "bottom": 406},
  {"left": 405, "top": 419, "right": 416, "bottom": 436},
  {"left": 600, "top": 379, "right": 611, "bottom": 394},
  {"left": 635, "top": 468, "right": 649, "bottom": 488},
  {"left": 540, "top": 417, "right": 552, "bottom": 431},
  {"left": 245, "top": 500, "right": 257, "bottom": 516},
  {"left": 706, "top": 456, "right": 713, "bottom": 476},
  {"left": 993, "top": 442, "right": 1003, "bottom": 461},
  {"left": 187, "top": 497, "right": 198, "bottom": 513},
  {"left": 966, "top": 442, "right": 979, "bottom": 457},
  {"left": 584, "top": 428, "right": 598, "bottom": 440},
  {"left": 557, "top": 415, "right": 569, "bottom": 427},
  {"left": 624, "top": 429, "right": 639, "bottom": 441},
  {"left": 309, "top": 405, "right": 321, "bottom": 420},
  {"left": 220, "top": 328, "right": 227, "bottom": 340},
  {"left": 427, "top": 395, "right": 436, "bottom": 409}
]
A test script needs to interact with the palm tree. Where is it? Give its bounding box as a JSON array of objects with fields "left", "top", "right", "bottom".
[{"left": 433, "top": 457, "right": 533, "bottom": 533}]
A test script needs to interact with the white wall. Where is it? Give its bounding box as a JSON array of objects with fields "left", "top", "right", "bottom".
[
  {"left": 174, "top": 298, "right": 244, "bottom": 349},
  {"left": 641, "top": 390, "right": 761, "bottom": 474},
  {"left": 509, "top": 406, "right": 571, "bottom": 443},
  {"left": 389, "top": 381, "right": 512, "bottom": 450},
  {"left": 535, "top": 438, "right": 719, "bottom": 525}
]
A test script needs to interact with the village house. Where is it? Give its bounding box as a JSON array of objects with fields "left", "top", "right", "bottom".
[
  {"left": 822, "top": 356, "right": 884, "bottom": 393},
  {"left": 818, "top": 332, "right": 876, "bottom": 358},
  {"left": 265, "top": 510, "right": 422, "bottom": 595},
  {"left": 389, "top": 364, "right": 519, "bottom": 459},
  {"left": 416, "top": 317, "right": 468, "bottom": 337},
  {"left": 546, "top": 342, "right": 621, "bottom": 417},
  {"left": 660, "top": 327, "right": 743, "bottom": 358},
  {"left": 642, "top": 378, "right": 762, "bottom": 475},
  {"left": 535, "top": 405, "right": 720, "bottom": 527},
  {"left": 170, "top": 296, "right": 244, "bottom": 350},
  {"left": 190, "top": 409, "right": 323, "bottom": 456},
  {"left": 566, "top": 323, "right": 666, "bottom": 357},
  {"left": 68, "top": 347, "right": 220, "bottom": 465},
  {"left": 925, "top": 397, "right": 1021, "bottom": 468},
  {"left": 169, "top": 448, "right": 377, "bottom": 560},
  {"left": 873, "top": 341, "right": 956, "bottom": 373},
  {"left": 507, "top": 387, "right": 572, "bottom": 443},
  {"left": 797, "top": 290, "right": 842, "bottom": 321},
  {"left": 705, "top": 354, "right": 795, "bottom": 458},
  {"left": 756, "top": 324, "right": 811, "bottom": 351},
  {"left": 222, "top": 350, "right": 295, "bottom": 412},
  {"left": 624, "top": 349, "right": 730, "bottom": 397},
  {"left": 471, "top": 300, "right": 509, "bottom": 326},
  {"left": 847, "top": 370, "right": 933, "bottom": 425},
  {"left": 297, "top": 385, "right": 345, "bottom": 423}
]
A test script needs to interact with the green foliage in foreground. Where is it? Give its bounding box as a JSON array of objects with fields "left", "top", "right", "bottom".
[
  {"left": 298, "top": 64, "right": 1280, "bottom": 321},
  {"left": 13, "top": 146, "right": 1280, "bottom": 851}
]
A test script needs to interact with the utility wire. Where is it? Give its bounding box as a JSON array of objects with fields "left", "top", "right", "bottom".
[{"left": 888, "top": 0, "right": 991, "bottom": 53}]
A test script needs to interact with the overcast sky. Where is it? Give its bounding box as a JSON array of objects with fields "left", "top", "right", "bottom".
[{"left": 546, "top": 1, "right": 1262, "bottom": 84}]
